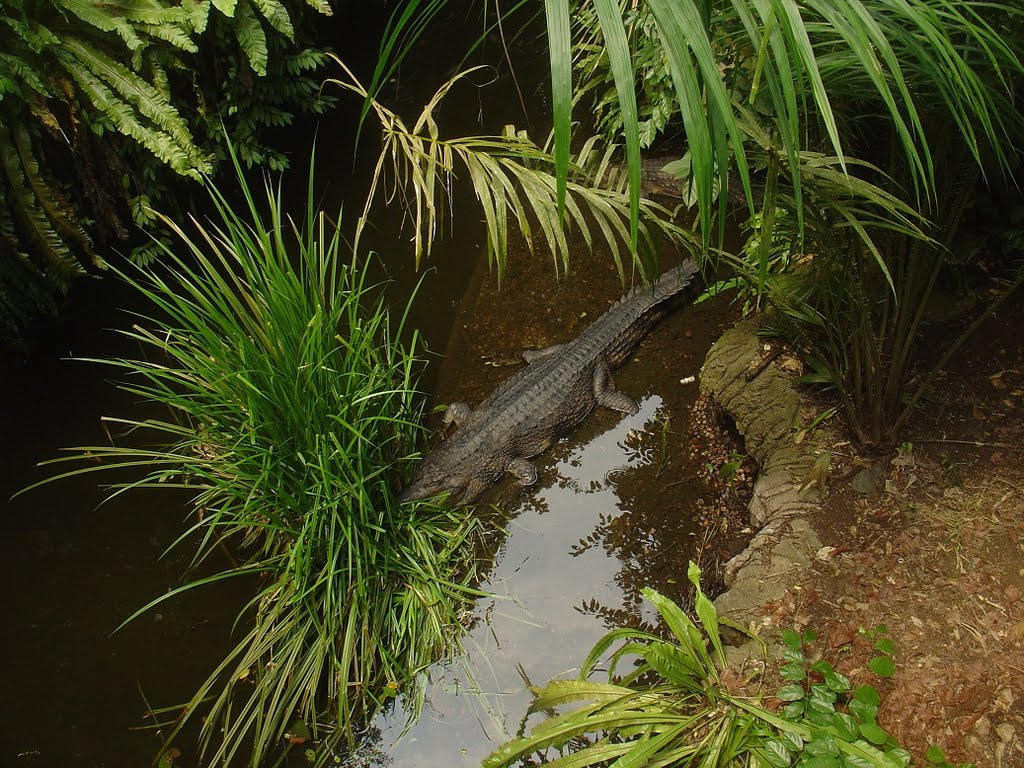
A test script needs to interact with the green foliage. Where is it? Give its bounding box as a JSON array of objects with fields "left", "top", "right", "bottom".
[
  {"left": 572, "top": 1, "right": 677, "bottom": 148},
  {"left": 773, "top": 627, "right": 913, "bottom": 767},
  {"left": 486, "top": 574, "right": 970, "bottom": 768},
  {"left": 0, "top": 0, "right": 333, "bottom": 338},
  {"left": 30, "top": 158, "right": 482, "bottom": 764},
  {"left": 0, "top": 117, "right": 98, "bottom": 342},
  {"left": 520, "top": 0, "right": 1024, "bottom": 444},
  {"left": 327, "top": 58, "right": 700, "bottom": 280}
]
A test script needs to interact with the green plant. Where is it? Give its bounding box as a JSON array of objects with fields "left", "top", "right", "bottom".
[
  {"left": 0, "top": 0, "right": 332, "bottom": 338},
  {"left": 327, "top": 58, "right": 701, "bottom": 279},
  {"left": 485, "top": 571, "right": 973, "bottom": 767},
  {"left": 775, "top": 627, "right": 975, "bottom": 768},
  {"left": 773, "top": 626, "right": 911, "bottom": 766},
  {"left": 484, "top": 563, "right": 906, "bottom": 768},
  {"left": 31, "top": 155, "right": 482, "bottom": 764},
  {"left": 572, "top": 0, "right": 677, "bottom": 149}
]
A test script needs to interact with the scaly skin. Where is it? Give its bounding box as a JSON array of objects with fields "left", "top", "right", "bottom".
[{"left": 399, "top": 259, "right": 699, "bottom": 505}]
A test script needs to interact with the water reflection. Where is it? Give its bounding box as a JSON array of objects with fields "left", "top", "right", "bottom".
[{"left": 364, "top": 394, "right": 692, "bottom": 767}]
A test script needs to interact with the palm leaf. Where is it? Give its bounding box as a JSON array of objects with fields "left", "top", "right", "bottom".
[
  {"left": 327, "top": 59, "right": 700, "bottom": 279},
  {"left": 591, "top": 0, "right": 640, "bottom": 255},
  {"left": 545, "top": 0, "right": 572, "bottom": 222}
]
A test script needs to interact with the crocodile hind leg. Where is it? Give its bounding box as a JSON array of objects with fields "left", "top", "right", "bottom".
[{"left": 593, "top": 361, "right": 639, "bottom": 415}]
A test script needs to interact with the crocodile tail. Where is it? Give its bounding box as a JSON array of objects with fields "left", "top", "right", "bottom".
[{"left": 652, "top": 258, "right": 699, "bottom": 300}]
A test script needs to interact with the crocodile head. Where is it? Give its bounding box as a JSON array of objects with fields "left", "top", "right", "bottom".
[
  {"left": 398, "top": 462, "right": 456, "bottom": 504},
  {"left": 398, "top": 448, "right": 491, "bottom": 506}
]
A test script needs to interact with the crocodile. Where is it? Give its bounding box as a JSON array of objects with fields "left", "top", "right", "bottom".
[{"left": 399, "top": 259, "right": 699, "bottom": 505}]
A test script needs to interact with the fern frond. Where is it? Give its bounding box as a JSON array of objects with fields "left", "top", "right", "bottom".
[
  {"left": 1, "top": 15, "right": 61, "bottom": 52},
  {"left": 10, "top": 122, "right": 101, "bottom": 268},
  {"left": 302, "top": 0, "right": 331, "bottom": 16},
  {"left": 211, "top": 0, "right": 238, "bottom": 19},
  {"left": 147, "top": 59, "right": 170, "bottom": 99},
  {"left": 0, "top": 123, "right": 86, "bottom": 289},
  {"left": 136, "top": 21, "right": 199, "bottom": 52},
  {"left": 182, "top": 0, "right": 212, "bottom": 33},
  {"left": 250, "top": 0, "right": 293, "bottom": 39},
  {"left": 233, "top": 0, "right": 268, "bottom": 76},
  {"left": 60, "top": 38, "right": 210, "bottom": 174},
  {"left": 0, "top": 251, "right": 61, "bottom": 338},
  {"left": 284, "top": 47, "right": 326, "bottom": 75},
  {"left": 57, "top": 47, "right": 205, "bottom": 177},
  {"left": 101, "top": 0, "right": 193, "bottom": 28},
  {"left": 0, "top": 53, "right": 53, "bottom": 98},
  {"left": 57, "top": 0, "right": 143, "bottom": 50}
]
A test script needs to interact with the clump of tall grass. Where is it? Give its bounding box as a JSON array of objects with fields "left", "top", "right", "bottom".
[{"left": 41, "top": 158, "right": 482, "bottom": 764}]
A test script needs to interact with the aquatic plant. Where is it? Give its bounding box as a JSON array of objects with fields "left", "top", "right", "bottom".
[
  {"left": 36, "top": 155, "right": 482, "bottom": 764},
  {"left": 484, "top": 563, "right": 917, "bottom": 768}
]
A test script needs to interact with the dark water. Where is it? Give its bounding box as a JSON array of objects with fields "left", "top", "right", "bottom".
[
  {"left": 1, "top": 10, "right": 737, "bottom": 767},
  {"left": 0, "top": 279, "right": 256, "bottom": 766}
]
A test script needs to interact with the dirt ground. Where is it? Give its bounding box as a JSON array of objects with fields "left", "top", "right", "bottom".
[{"left": 759, "top": 305, "right": 1024, "bottom": 766}]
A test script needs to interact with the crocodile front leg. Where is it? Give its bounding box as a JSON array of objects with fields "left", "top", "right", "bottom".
[
  {"left": 521, "top": 343, "right": 567, "bottom": 364},
  {"left": 593, "top": 361, "right": 639, "bottom": 415},
  {"left": 507, "top": 457, "right": 538, "bottom": 486},
  {"left": 442, "top": 402, "right": 472, "bottom": 428}
]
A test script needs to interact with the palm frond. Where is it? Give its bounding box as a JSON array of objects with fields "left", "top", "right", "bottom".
[{"left": 328, "top": 58, "right": 700, "bottom": 279}]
